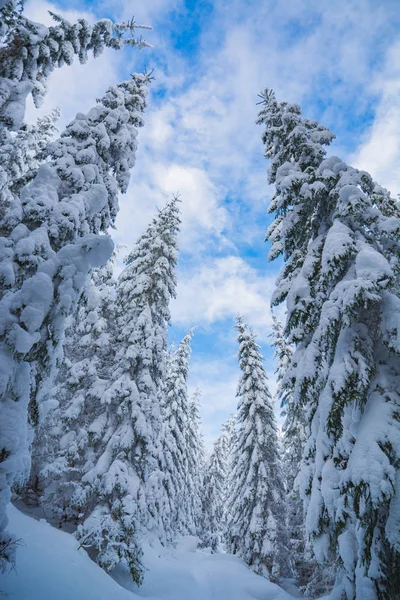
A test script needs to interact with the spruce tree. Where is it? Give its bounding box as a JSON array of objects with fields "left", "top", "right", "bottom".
[
  {"left": 201, "top": 421, "right": 231, "bottom": 552},
  {"left": 42, "top": 197, "right": 181, "bottom": 582},
  {"left": 0, "top": 73, "right": 148, "bottom": 571},
  {"left": 271, "top": 315, "right": 324, "bottom": 592},
  {"left": 271, "top": 317, "right": 300, "bottom": 564},
  {"left": 258, "top": 89, "right": 400, "bottom": 599},
  {"left": 29, "top": 254, "right": 117, "bottom": 523},
  {"left": 271, "top": 316, "right": 293, "bottom": 403},
  {"left": 222, "top": 414, "right": 238, "bottom": 468},
  {"left": 225, "top": 316, "right": 288, "bottom": 581},
  {"left": 186, "top": 387, "right": 205, "bottom": 535},
  {"left": 161, "top": 329, "right": 195, "bottom": 536},
  {"left": 219, "top": 414, "right": 237, "bottom": 525}
]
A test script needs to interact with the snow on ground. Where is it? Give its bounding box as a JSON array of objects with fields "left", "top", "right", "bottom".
[
  {"left": 136, "top": 536, "right": 295, "bottom": 600},
  {"left": 1, "top": 505, "right": 299, "bottom": 600},
  {"left": 1, "top": 505, "right": 136, "bottom": 600}
]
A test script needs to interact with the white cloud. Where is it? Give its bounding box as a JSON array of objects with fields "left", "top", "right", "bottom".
[
  {"left": 114, "top": 160, "right": 230, "bottom": 254},
  {"left": 352, "top": 41, "right": 400, "bottom": 196},
  {"left": 153, "top": 163, "right": 228, "bottom": 244},
  {"left": 171, "top": 255, "right": 277, "bottom": 336},
  {"left": 25, "top": 0, "right": 93, "bottom": 25}
]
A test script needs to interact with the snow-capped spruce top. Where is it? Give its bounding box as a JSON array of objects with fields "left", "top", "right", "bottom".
[
  {"left": 257, "top": 89, "right": 335, "bottom": 185},
  {"left": 120, "top": 195, "right": 180, "bottom": 324},
  {"left": 0, "top": 3, "right": 150, "bottom": 130},
  {"left": 257, "top": 88, "right": 336, "bottom": 301}
]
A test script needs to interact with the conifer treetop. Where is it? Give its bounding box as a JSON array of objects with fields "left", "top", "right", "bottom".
[
  {"left": 166, "top": 327, "right": 195, "bottom": 386},
  {"left": 235, "top": 315, "right": 271, "bottom": 403},
  {"left": 120, "top": 195, "right": 181, "bottom": 322},
  {"left": 257, "top": 88, "right": 335, "bottom": 185},
  {"left": 0, "top": 2, "right": 151, "bottom": 130}
]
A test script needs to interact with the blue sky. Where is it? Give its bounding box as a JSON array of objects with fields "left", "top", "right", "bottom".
[{"left": 25, "top": 0, "right": 400, "bottom": 447}]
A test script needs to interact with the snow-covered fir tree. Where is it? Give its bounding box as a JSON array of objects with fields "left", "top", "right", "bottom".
[
  {"left": 258, "top": 89, "right": 400, "bottom": 599},
  {"left": 161, "top": 329, "right": 196, "bottom": 537},
  {"left": 222, "top": 413, "right": 238, "bottom": 469},
  {"left": 186, "top": 388, "right": 205, "bottom": 535},
  {"left": 271, "top": 315, "right": 293, "bottom": 399},
  {"left": 27, "top": 254, "right": 117, "bottom": 522},
  {"left": 0, "top": 70, "right": 148, "bottom": 571},
  {"left": 225, "top": 316, "right": 288, "bottom": 582},
  {"left": 271, "top": 318, "right": 300, "bottom": 560},
  {"left": 200, "top": 417, "right": 234, "bottom": 552},
  {"left": 220, "top": 414, "right": 237, "bottom": 520},
  {"left": 40, "top": 197, "right": 181, "bottom": 583},
  {"left": 220, "top": 416, "right": 238, "bottom": 453}
]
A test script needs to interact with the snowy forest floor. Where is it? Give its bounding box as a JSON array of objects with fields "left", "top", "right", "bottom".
[{"left": 1, "top": 505, "right": 307, "bottom": 600}]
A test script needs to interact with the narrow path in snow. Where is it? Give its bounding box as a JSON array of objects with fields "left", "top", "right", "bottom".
[
  {"left": 2, "top": 506, "right": 299, "bottom": 600},
  {"left": 136, "top": 540, "right": 296, "bottom": 600}
]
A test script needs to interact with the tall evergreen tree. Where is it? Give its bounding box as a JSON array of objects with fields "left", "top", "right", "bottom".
[
  {"left": 186, "top": 387, "right": 205, "bottom": 535},
  {"left": 161, "top": 329, "right": 195, "bottom": 536},
  {"left": 225, "top": 316, "right": 288, "bottom": 581},
  {"left": 201, "top": 417, "right": 233, "bottom": 552},
  {"left": 271, "top": 315, "right": 323, "bottom": 592},
  {"left": 0, "top": 72, "right": 148, "bottom": 571},
  {"left": 271, "top": 317, "right": 299, "bottom": 559},
  {"left": 29, "top": 253, "right": 117, "bottom": 522},
  {"left": 271, "top": 315, "right": 293, "bottom": 401},
  {"left": 221, "top": 413, "right": 238, "bottom": 502},
  {"left": 42, "top": 197, "right": 181, "bottom": 583},
  {"left": 258, "top": 89, "right": 400, "bottom": 599}
]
